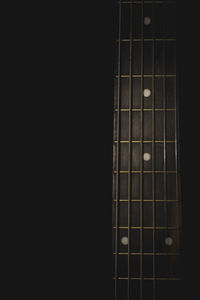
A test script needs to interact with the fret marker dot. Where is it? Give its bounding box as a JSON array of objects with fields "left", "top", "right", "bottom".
[
  {"left": 165, "top": 237, "right": 173, "bottom": 246},
  {"left": 144, "top": 17, "right": 151, "bottom": 25},
  {"left": 143, "top": 153, "right": 151, "bottom": 161},
  {"left": 121, "top": 237, "right": 128, "bottom": 245},
  {"left": 143, "top": 89, "right": 151, "bottom": 98}
]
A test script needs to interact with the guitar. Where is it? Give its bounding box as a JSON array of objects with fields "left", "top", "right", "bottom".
[{"left": 112, "top": 1, "right": 181, "bottom": 299}]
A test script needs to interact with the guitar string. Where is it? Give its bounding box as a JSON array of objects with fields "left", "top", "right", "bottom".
[
  {"left": 128, "top": 1, "right": 133, "bottom": 300},
  {"left": 152, "top": 1, "right": 156, "bottom": 299},
  {"left": 162, "top": 0, "right": 169, "bottom": 280},
  {"left": 114, "top": 1, "right": 122, "bottom": 299},
  {"left": 174, "top": 0, "right": 181, "bottom": 278},
  {"left": 140, "top": 1, "right": 144, "bottom": 300}
]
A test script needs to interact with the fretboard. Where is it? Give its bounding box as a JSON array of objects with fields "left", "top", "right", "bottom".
[{"left": 112, "top": 1, "right": 181, "bottom": 300}]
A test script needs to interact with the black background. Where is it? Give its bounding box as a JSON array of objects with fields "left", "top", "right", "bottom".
[{"left": 13, "top": 0, "right": 200, "bottom": 298}]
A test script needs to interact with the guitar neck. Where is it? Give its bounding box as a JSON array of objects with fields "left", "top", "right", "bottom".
[{"left": 112, "top": 1, "right": 181, "bottom": 299}]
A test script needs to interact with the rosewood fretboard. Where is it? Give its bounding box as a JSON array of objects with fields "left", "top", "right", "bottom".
[{"left": 112, "top": 1, "right": 181, "bottom": 300}]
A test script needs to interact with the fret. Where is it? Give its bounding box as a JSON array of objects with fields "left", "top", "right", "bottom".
[
  {"left": 113, "top": 175, "right": 178, "bottom": 200},
  {"left": 113, "top": 202, "right": 180, "bottom": 226},
  {"left": 115, "top": 108, "right": 176, "bottom": 111},
  {"left": 114, "top": 140, "right": 176, "bottom": 143},
  {"left": 113, "top": 227, "right": 180, "bottom": 254},
  {"left": 116, "top": 256, "right": 180, "bottom": 280},
  {"left": 113, "top": 200, "right": 179, "bottom": 202},
  {"left": 120, "top": 2, "right": 176, "bottom": 6},
  {"left": 116, "top": 255, "right": 180, "bottom": 277},
  {"left": 113, "top": 278, "right": 181, "bottom": 281},
  {"left": 121, "top": 1, "right": 176, "bottom": 2},
  {"left": 113, "top": 227, "right": 179, "bottom": 229},
  {"left": 115, "top": 41, "right": 176, "bottom": 75},
  {"left": 113, "top": 252, "right": 180, "bottom": 255},
  {"left": 117, "top": 39, "right": 176, "bottom": 41},
  {"left": 116, "top": 256, "right": 180, "bottom": 277},
  {"left": 114, "top": 111, "right": 176, "bottom": 140},
  {"left": 115, "top": 74, "right": 176, "bottom": 77},
  {"left": 113, "top": 171, "right": 177, "bottom": 173}
]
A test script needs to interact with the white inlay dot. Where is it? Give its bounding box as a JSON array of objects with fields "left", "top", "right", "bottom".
[
  {"left": 165, "top": 237, "right": 173, "bottom": 246},
  {"left": 143, "top": 153, "right": 151, "bottom": 161},
  {"left": 144, "top": 17, "right": 151, "bottom": 25},
  {"left": 121, "top": 236, "right": 129, "bottom": 245},
  {"left": 143, "top": 89, "right": 151, "bottom": 98}
]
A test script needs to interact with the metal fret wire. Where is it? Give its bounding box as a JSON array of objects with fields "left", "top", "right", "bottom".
[
  {"left": 127, "top": 1, "right": 133, "bottom": 299},
  {"left": 114, "top": 171, "right": 177, "bottom": 173},
  {"left": 120, "top": 1, "right": 176, "bottom": 3},
  {"left": 117, "top": 39, "right": 176, "bottom": 41},
  {"left": 151, "top": 1, "right": 156, "bottom": 299},
  {"left": 114, "top": 253, "right": 180, "bottom": 255},
  {"left": 140, "top": 1, "right": 144, "bottom": 299},
  {"left": 115, "top": 109, "right": 176, "bottom": 111},
  {"left": 116, "top": 74, "right": 176, "bottom": 77},
  {"left": 114, "top": 200, "right": 178, "bottom": 202},
  {"left": 114, "top": 140, "right": 176, "bottom": 143},
  {"left": 115, "top": 1, "right": 122, "bottom": 299},
  {"left": 115, "top": 277, "right": 181, "bottom": 280},
  {"left": 114, "top": 226, "right": 178, "bottom": 229}
]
